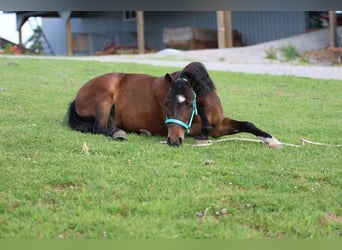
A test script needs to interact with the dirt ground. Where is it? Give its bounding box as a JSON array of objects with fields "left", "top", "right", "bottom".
[{"left": 302, "top": 47, "right": 342, "bottom": 65}]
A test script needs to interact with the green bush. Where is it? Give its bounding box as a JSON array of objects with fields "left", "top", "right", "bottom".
[
  {"left": 280, "top": 45, "right": 299, "bottom": 61},
  {"left": 265, "top": 47, "right": 277, "bottom": 60}
]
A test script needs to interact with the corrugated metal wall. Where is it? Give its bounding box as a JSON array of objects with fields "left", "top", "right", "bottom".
[
  {"left": 42, "top": 11, "right": 308, "bottom": 55},
  {"left": 42, "top": 12, "right": 138, "bottom": 55},
  {"left": 232, "top": 11, "right": 308, "bottom": 46},
  {"left": 144, "top": 12, "right": 217, "bottom": 50},
  {"left": 74, "top": 11, "right": 218, "bottom": 53},
  {"left": 71, "top": 12, "right": 137, "bottom": 54},
  {"left": 145, "top": 11, "right": 307, "bottom": 49},
  {"left": 41, "top": 18, "right": 66, "bottom": 55}
]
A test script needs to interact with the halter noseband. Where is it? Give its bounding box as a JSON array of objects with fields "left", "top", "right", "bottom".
[{"left": 165, "top": 80, "right": 198, "bottom": 134}]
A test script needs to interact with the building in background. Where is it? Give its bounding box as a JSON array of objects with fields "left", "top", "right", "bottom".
[{"left": 10, "top": 11, "right": 320, "bottom": 56}]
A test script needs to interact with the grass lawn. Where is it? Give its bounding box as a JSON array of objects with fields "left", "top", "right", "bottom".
[{"left": 0, "top": 57, "right": 341, "bottom": 239}]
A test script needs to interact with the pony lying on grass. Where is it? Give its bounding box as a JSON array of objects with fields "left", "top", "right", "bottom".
[{"left": 67, "top": 62, "right": 281, "bottom": 148}]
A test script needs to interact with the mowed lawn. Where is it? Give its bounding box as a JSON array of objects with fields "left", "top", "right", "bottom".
[{"left": 0, "top": 57, "right": 341, "bottom": 239}]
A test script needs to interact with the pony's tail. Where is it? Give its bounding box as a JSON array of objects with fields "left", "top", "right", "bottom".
[{"left": 67, "top": 101, "right": 94, "bottom": 133}]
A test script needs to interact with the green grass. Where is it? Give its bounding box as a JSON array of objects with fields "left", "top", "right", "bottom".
[{"left": 0, "top": 57, "right": 341, "bottom": 239}]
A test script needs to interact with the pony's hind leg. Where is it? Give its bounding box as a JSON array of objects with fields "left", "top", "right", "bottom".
[
  {"left": 94, "top": 103, "right": 127, "bottom": 140},
  {"left": 107, "top": 104, "right": 116, "bottom": 129},
  {"left": 213, "top": 118, "right": 282, "bottom": 148},
  {"left": 108, "top": 104, "right": 127, "bottom": 140}
]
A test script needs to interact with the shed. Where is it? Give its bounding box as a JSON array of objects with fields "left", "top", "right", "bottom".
[{"left": 12, "top": 11, "right": 314, "bottom": 56}]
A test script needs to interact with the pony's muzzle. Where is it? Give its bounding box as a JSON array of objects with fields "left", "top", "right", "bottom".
[
  {"left": 167, "top": 136, "right": 183, "bottom": 146},
  {"left": 167, "top": 123, "right": 185, "bottom": 146}
]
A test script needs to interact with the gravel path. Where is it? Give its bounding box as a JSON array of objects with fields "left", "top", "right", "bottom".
[
  {"left": 72, "top": 27, "right": 342, "bottom": 81},
  {"left": 77, "top": 55, "right": 342, "bottom": 80}
]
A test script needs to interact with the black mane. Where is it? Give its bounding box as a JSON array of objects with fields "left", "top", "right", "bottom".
[
  {"left": 174, "top": 78, "right": 192, "bottom": 98},
  {"left": 178, "top": 62, "right": 216, "bottom": 97}
]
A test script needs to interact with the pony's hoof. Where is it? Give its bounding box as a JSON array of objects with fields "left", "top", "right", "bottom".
[
  {"left": 270, "top": 142, "right": 282, "bottom": 149},
  {"left": 139, "top": 129, "right": 152, "bottom": 137},
  {"left": 112, "top": 130, "right": 127, "bottom": 140},
  {"left": 260, "top": 136, "right": 282, "bottom": 149},
  {"left": 195, "top": 134, "right": 209, "bottom": 140}
]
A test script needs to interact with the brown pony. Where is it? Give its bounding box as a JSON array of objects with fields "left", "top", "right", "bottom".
[{"left": 67, "top": 62, "right": 281, "bottom": 147}]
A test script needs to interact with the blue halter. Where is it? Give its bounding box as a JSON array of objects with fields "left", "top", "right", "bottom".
[{"left": 165, "top": 91, "right": 198, "bottom": 134}]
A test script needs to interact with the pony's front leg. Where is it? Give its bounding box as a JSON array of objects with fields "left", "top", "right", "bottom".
[
  {"left": 194, "top": 103, "right": 212, "bottom": 140},
  {"left": 211, "top": 117, "right": 282, "bottom": 149}
]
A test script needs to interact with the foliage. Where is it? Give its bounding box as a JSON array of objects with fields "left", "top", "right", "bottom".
[
  {"left": 1, "top": 43, "right": 14, "bottom": 54},
  {"left": 265, "top": 45, "right": 302, "bottom": 62},
  {"left": 265, "top": 47, "right": 277, "bottom": 60},
  {"left": 0, "top": 58, "right": 341, "bottom": 239},
  {"left": 280, "top": 45, "right": 300, "bottom": 61},
  {"left": 25, "top": 26, "right": 44, "bottom": 54}
]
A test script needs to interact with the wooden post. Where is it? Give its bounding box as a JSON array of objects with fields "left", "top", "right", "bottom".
[
  {"left": 217, "top": 11, "right": 225, "bottom": 48},
  {"left": 329, "top": 11, "right": 337, "bottom": 47},
  {"left": 224, "top": 11, "right": 233, "bottom": 48},
  {"left": 217, "top": 11, "right": 233, "bottom": 48},
  {"left": 66, "top": 16, "right": 72, "bottom": 56},
  {"left": 137, "top": 11, "right": 145, "bottom": 54}
]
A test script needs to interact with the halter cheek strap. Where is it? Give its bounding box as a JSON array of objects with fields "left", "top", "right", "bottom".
[{"left": 165, "top": 92, "right": 198, "bottom": 134}]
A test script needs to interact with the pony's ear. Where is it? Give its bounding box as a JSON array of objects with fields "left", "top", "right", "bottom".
[
  {"left": 181, "top": 72, "right": 194, "bottom": 87},
  {"left": 164, "top": 73, "right": 173, "bottom": 86}
]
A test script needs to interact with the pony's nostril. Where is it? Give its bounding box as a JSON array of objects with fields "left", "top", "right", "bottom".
[{"left": 167, "top": 137, "right": 182, "bottom": 146}]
